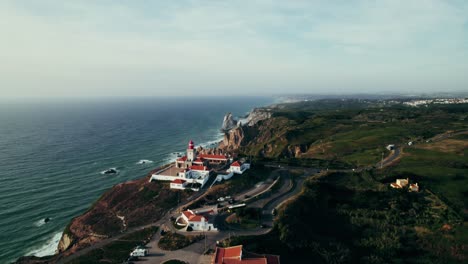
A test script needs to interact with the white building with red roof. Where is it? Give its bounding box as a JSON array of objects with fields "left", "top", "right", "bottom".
[
  {"left": 409, "top": 183, "right": 419, "bottom": 192},
  {"left": 212, "top": 245, "right": 280, "bottom": 264},
  {"left": 228, "top": 160, "right": 250, "bottom": 174},
  {"left": 150, "top": 140, "right": 237, "bottom": 191},
  {"left": 175, "top": 140, "right": 229, "bottom": 170},
  {"left": 170, "top": 179, "right": 187, "bottom": 190},
  {"left": 179, "top": 209, "right": 217, "bottom": 231},
  {"left": 390, "top": 178, "right": 409, "bottom": 189}
]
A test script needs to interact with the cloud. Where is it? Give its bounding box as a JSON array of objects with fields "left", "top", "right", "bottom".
[{"left": 0, "top": 0, "right": 467, "bottom": 97}]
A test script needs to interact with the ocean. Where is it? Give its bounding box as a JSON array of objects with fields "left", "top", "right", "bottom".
[{"left": 0, "top": 96, "right": 273, "bottom": 263}]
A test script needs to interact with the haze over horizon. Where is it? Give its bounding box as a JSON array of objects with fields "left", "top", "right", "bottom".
[{"left": 1, "top": 0, "right": 467, "bottom": 98}]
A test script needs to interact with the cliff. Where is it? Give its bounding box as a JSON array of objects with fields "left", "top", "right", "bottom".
[
  {"left": 219, "top": 108, "right": 310, "bottom": 158},
  {"left": 219, "top": 108, "right": 274, "bottom": 152},
  {"left": 243, "top": 108, "right": 272, "bottom": 126},
  {"left": 55, "top": 174, "right": 188, "bottom": 255}
]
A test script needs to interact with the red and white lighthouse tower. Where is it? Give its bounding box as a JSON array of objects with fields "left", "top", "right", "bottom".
[{"left": 187, "top": 140, "right": 196, "bottom": 161}]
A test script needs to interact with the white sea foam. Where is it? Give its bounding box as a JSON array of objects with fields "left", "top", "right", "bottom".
[
  {"left": 33, "top": 218, "right": 51, "bottom": 227},
  {"left": 100, "top": 167, "right": 119, "bottom": 175},
  {"left": 158, "top": 134, "right": 224, "bottom": 166},
  {"left": 199, "top": 139, "right": 223, "bottom": 149},
  {"left": 136, "top": 159, "right": 153, "bottom": 165},
  {"left": 26, "top": 232, "right": 62, "bottom": 257}
]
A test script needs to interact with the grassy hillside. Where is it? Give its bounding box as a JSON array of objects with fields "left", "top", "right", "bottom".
[
  {"left": 231, "top": 100, "right": 467, "bottom": 263},
  {"left": 241, "top": 100, "right": 468, "bottom": 170}
]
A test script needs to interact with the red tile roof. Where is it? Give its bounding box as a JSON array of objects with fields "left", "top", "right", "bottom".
[
  {"left": 213, "top": 245, "right": 242, "bottom": 263},
  {"left": 212, "top": 246, "right": 280, "bottom": 264},
  {"left": 182, "top": 210, "right": 206, "bottom": 222},
  {"left": 231, "top": 161, "right": 241, "bottom": 167},
  {"left": 265, "top": 255, "right": 280, "bottom": 264},
  {"left": 190, "top": 165, "right": 208, "bottom": 171},
  {"left": 182, "top": 210, "right": 194, "bottom": 219},
  {"left": 199, "top": 154, "right": 228, "bottom": 161},
  {"left": 177, "top": 156, "right": 188, "bottom": 162},
  {"left": 189, "top": 215, "right": 205, "bottom": 222},
  {"left": 171, "top": 179, "right": 186, "bottom": 184}
]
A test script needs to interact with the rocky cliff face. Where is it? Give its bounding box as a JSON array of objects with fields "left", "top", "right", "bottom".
[
  {"left": 220, "top": 126, "right": 245, "bottom": 151},
  {"left": 57, "top": 233, "right": 73, "bottom": 253},
  {"left": 54, "top": 167, "right": 189, "bottom": 256},
  {"left": 244, "top": 108, "right": 272, "bottom": 126},
  {"left": 285, "top": 144, "right": 309, "bottom": 157},
  {"left": 218, "top": 110, "right": 313, "bottom": 158},
  {"left": 221, "top": 112, "right": 238, "bottom": 132},
  {"left": 219, "top": 108, "right": 274, "bottom": 151}
]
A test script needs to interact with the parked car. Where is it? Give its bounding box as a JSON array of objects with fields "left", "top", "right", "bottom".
[{"left": 130, "top": 248, "right": 148, "bottom": 257}]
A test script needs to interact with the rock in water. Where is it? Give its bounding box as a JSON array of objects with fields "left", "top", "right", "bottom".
[
  {"left": 44, "top": 217, "right": 50, "bottom": 223},
  {"left": 103, "top": 168, "right": 117, "bottom": 174},
  {"left": 221, "top": 112, "right": 238, "bottom": 132}
]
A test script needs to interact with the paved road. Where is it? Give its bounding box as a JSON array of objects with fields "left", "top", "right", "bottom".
[
  {"left": 373, "top": 147, "right": 401, "bottom": 169},
  {"left": 427, "top": 130, "right": 468, "bottom": 142},
  {"left": 139, "top": 168, "right": 318, "bottom": 264}
]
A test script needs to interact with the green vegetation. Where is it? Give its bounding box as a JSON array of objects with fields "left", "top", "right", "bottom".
[
  {"left": 158, "top": 232, "right": 204, "bottom": 251},
  {"left": 230, "top": 101, "right": 468, "bottom": 263},
  {"left": 241, "top": 100, "right": 468, "bottom": 170},
  {"left": 215, "top": 165, "right": 273, "bottom": 197},
  {"left": 226, "top": 207, "right": 262, "bottom": 229},
  {"left": 382, "top": 147, "right": 468, "bottom": 216},
  {"left": 231, "top": 170, "right": 466, "bottom": 263},
  {"left": 68, "top": 226, "right": 158, "bottom": 264}
]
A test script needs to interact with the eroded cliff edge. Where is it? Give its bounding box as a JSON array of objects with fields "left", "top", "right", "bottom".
[
  {"left": 219, "top": 107, "right": 309, "bottom": 158},
  {"left": 55, "top": 165, "right": 190, "bottom": 257}
]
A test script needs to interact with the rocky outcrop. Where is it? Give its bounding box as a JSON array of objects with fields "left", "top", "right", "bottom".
[
  {"left": 57, "top": 233, "right": 73, "bottom": 253},
  {"left": 285, "top": 144, "right": 309, "bottom": 158},
  {"left": 244, "top": 108, "right": 272, "bottom": 126},
  {"left": 221, "top": 112, "right": 238, "bottom": 132},
  {"left": 220, "top": 126, "right": 245, "bottom": 150},
  {"left": 219, "top": 108, "right": 273, "bottom": 152}
]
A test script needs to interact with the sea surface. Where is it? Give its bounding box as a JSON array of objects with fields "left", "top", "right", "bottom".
[{"left": 0, "top": 96, "right": 273, "bottom": 263}]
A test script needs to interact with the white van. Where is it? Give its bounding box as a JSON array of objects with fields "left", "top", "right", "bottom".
[{"left": 130, "top": 248, "right": 148, "bottom": 257}]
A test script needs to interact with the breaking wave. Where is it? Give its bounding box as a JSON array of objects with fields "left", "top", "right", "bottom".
[
  {"left": 26, "top": 232, "right": 62, "bottom": 257},
  {"left": 100, "top": 168, "right": 119, "bottom": 175},
  {"left": 136, "top": 159, "right": 153, "bottom": 165},
  {"left": 33, "top": 218, "right": 51, "bottom": 227}
]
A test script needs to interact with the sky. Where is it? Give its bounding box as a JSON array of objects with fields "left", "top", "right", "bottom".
[{"left": 0, "top": 0, "right": 467, "bottom": 98}]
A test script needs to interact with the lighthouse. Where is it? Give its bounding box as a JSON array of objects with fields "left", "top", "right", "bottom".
[{"left": 187, "top": 140, "right": 196, "bottom": 161}]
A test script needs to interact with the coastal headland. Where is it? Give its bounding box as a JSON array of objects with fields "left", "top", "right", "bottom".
[{"left": 15, "top": 98, "right": 468, "bottom": 263}]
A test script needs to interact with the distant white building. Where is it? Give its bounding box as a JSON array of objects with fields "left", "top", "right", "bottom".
[
  {"left": 386, "top": 144, "right": 395, "bottom": 151},
  {"left": 409, "top": 183, "right": 419, "bottom": 192},
  {"left": 228, "top": 161, "right": 250, "bottom": 174},
  {"left": 390, "top": 178, "right": 409, "bottom": 189}
]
